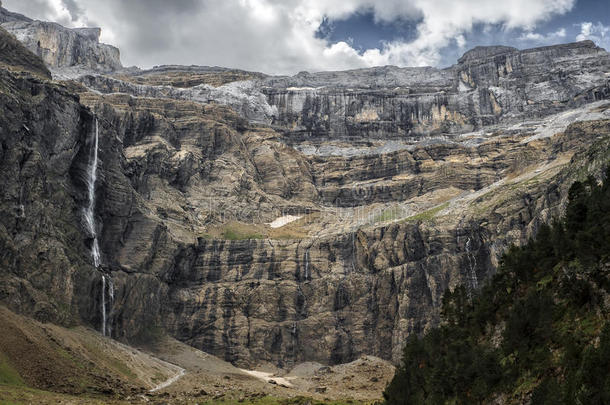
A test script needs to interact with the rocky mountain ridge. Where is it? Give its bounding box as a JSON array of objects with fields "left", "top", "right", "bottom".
[
  {"left": 74, "top": 40, "right": 610, "bottom": 141},
  {"left": 0, "top": 2, "right": 121, "bottom": 74},
  {"left": 0, "top": 2, "right": 609, "bottom": 373},
  {"left": 262, "top": 40, "right": 609, "bottom": 142},
  {"left": 6, "top": 6, "right": 604, "bottom": 138}
]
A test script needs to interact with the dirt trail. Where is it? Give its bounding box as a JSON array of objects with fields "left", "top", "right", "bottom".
[{"left": 150, "top": 367, "right": 186, "bottom": 392}]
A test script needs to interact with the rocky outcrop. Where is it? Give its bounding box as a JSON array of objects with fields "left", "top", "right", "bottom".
[
  {"left": 79, "top": 74, "right": 277, "bottom": 123},
  {"left": 75, "top": 41, "right": 610, "bottom": 142},
  {"left": 73, "top": 72, "right": 610, "bottom": 367},
  {"left": 0, "top": 26, "right": 50, "bottom": 78},
  {"left": 115, "top": 65, "right": 267, "bottom": 88},
  {"left": 0, "top": 5, "right": 121, "bottom": 74},
  {"left": 0, "top": 1, "right": 31, "bottom": 24},
  {"left": 101, "top": 115, "right": 610, "bottom": 367}
]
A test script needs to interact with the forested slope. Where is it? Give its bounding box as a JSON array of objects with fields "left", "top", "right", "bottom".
[{"left": 385, "top": 168, "right": 610, "bottom": 404}]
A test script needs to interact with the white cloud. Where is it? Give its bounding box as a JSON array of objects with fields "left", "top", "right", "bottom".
[
  {"left": 518, "top": 27, "right": 567, "bottom": 42},
  {"left": 2, "top": 0, "right": 577, "bottom": 74},
  {"left": 576, "top": 22, "right": 610, "bottom": 50},
  {"left": 455, "top": 34, "right": 467, "bottom": 48}
]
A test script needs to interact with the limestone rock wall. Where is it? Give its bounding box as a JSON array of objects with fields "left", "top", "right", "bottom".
[
  {"left": 2, "top": 26, "right": 610, "bottom": 371},
  {"left": 0, "top": 26, "right": 50, "bottom": 78},
  {"left": 0, "top": 5, "right": 121, "bottom": 73},
  {"left": 2, "top": 57, "right": 609, "bottom": 368},
  {"left": 79, "top": 75, "right": 277, "bottom": 124},
  {"left": 264, "top": 41, "right": 610, "bottom": 141},
  {"left": 0, "top": 68, "right": 101, "bottom": 325},
  {"left": 86, "top": 86, "right": 610, "bottom": 367}
]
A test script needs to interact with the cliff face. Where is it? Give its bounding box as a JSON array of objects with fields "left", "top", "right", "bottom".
[
  {"left": 73, "top": 41, "right": 609, "bottom": 138},
  {"left": 0, "top": 7, "right": 121, "bottom": 74},
  {"left": 0, "top": 26, "right": 50, "bottom": 78},
  {"left": 98, "top": 116, "right": 610, "bottom": 367},
  {"left": 263, "top": 41, "right": 610, "bottom": 142},
  {"left": 1, "top": 11, "right": 610, "bottom": 370},
  {"left": 78, "top": 74, "right": 278, "bottom": 124},
  {"left": 0, "top": 69, "right": 96, "bottom": 325},
  {"left": 68, "top": 85, "right": 610, "bottom": 367}
]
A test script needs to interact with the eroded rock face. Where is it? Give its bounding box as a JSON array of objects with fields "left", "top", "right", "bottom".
[
  {"left": 0, "top": 68, "right": 99, "bottom": 325},
  {"left": 263, "top": 41, "right": 610, "bottom": 142},
  {"left": 0, "top": 6, "right": 121, "bottom": 74},
  {"left": 105, "top": 120, "right": 610, "bottom": 367},
  {"left": 2, "top": 20, "right": 610, "bottom": 371},
  {"left": 0, "top": 26, "right": 50, "bottom": 78},
  {"left": 72, "top": 65, "right": 610, "bottom": 366},
  {"left": 79, "top": 75, "right": 278, "bottom": 124},
  {"left": 72, "top": 41, "right": 610, "bottom": 144},
  {"left": 77, "top": 76, "right": 610, "bottom": 367}
]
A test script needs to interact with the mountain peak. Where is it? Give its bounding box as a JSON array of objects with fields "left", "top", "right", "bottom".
[
  {"left": 458, "top": 45, "right": 518, "bottom": 63},
  {"left": 0, "top": 4, "right": 121, "bottom": 75}
]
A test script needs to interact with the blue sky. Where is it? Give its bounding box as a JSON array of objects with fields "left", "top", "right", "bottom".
[
  {"left": 3, "top": 0, "right": 610, "bottom": 74},
  {"left": 316, "top": 0, "right": 610, "bottom": 67}
]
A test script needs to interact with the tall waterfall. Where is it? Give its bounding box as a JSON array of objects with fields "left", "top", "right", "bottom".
[
  {"left": 107, "top": 278, "right": 114, "bottom": 336},
  {"left": 84, "top": 118, "right": 100, "bottom": 268},
  {"left": 100, "top": 274, "right": 114, "bottom": 337},
  {"left": 82, "top": 118, "right": 113, "bottom": 336}
]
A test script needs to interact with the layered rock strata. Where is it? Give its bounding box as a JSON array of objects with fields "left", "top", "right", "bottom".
[
  {"left": 1, "top": 7, "right": 610, "bottom": 370},
  {"left": 0, "top": 5, "right": 121, "bottom": 74},
  {"left": 263, "top": 41, "right": 610, "bottom": 141}
]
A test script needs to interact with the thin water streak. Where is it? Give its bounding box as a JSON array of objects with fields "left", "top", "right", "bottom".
[{"left": 101, "top": 274, "right": 106, "bottom": 336}]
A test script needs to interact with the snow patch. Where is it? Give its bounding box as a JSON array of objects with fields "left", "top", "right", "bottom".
[
  {"left": 286, "top": 86, "right": 324, "bottom": 91},
  {"left": 268, "top": 215, "right": 301, "bottom": 228}
]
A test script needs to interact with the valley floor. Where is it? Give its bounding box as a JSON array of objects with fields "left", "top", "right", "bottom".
[
  {"left": 0, "top": 386, "right": 379, "bottom": 405},
  {"left": 0, "top": 306, "right": 392, "bottom": 404}
]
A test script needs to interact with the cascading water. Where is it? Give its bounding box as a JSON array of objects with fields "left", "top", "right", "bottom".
[
  {"left": 100, "top": 274, "right": 114, "bottom": 337},
  {"left": 107, "top": 278, "right": 114, "bottom": 336},
  {"left": 101, "top": 274, "right": 106, "bottom": 335},
  {"left": 465, "top": 237, "right": 479, "bottom": 293},
  {"left": 84, "top": 118, "right": 101, "bottom": 268},
  {"left": 82, "top": 118, "right": 113, "bottom": 336}
]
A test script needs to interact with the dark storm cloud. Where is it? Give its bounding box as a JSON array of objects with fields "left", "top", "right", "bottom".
[
  {"left": 3, "top": 0, "right": 61, "bottom": 21},
  {"left": 88, "top": 0, "right": 206, "bottom": 62},
  {"left": 61, "top": 0, "right": 84, "bottom": 22}
]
